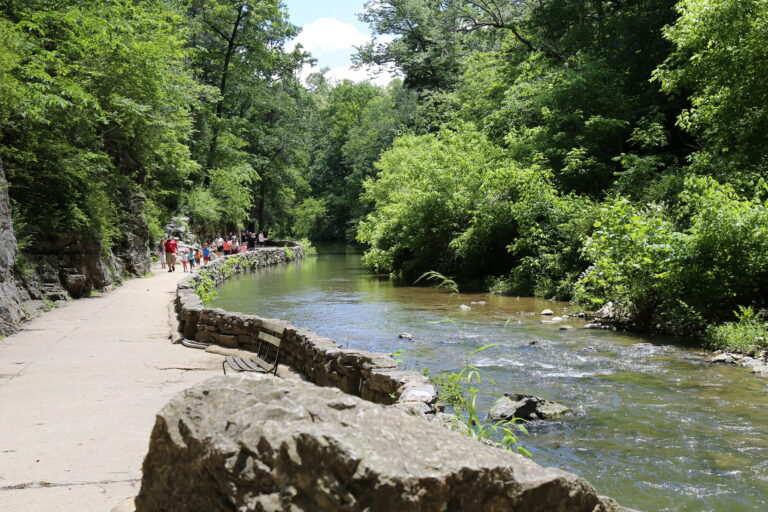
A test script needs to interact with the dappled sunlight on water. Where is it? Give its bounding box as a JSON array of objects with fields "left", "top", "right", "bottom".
[{"left": 213, "top": 245, "right": 768, "bottom": 512}]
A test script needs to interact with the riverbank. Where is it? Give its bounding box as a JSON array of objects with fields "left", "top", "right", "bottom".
[{"left": 0, "top": 264, "right": 221, "bottom": 512}]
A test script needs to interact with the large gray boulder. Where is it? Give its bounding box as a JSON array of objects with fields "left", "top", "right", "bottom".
[{"left": 136, "top": 375, "right": 626, "bottom": 512}]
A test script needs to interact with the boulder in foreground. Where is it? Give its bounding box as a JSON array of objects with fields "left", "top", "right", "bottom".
[{"left": 136, "top": 375, "right": 625, "bottom": 512}]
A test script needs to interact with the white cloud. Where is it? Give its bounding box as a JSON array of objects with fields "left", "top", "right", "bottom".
[
  {"left": 289, "top": 18, "right": 399, "bottom": 87},
  {"left": 298, "top": 62, "right": 399, "bottom": 87},
  {"left": 288, "top": 18, "right": 369, "bottom": 56}
]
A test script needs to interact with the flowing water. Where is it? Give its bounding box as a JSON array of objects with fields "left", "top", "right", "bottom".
[{"left": 212, "top": 246, "right": 768, "bottom": 511}]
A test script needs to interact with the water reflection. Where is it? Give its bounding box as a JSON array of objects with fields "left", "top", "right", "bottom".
[{"left": 213, "top": 245, "right": 768, "bottom": 512}]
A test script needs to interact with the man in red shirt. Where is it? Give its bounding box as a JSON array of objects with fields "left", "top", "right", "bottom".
[{"left": 164, "top": 237, "right": 178, "bottom": 272}]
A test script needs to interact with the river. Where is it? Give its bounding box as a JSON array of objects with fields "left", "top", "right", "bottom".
[{"left": 212, "top": 246, "right": 768, "bottom": 512}]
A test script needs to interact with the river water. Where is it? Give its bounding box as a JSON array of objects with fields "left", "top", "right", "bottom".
[{"left": 212, "top": 246, "right": 768, "bottom": 511}]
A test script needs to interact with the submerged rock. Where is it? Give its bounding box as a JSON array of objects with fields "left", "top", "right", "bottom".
[
  {"left": 488, "top": 393, "right": 572, "bottom": 422},
  {"left": 459, "top": 304, "right": 472, "bottom": 310},
  {"left": 541, "top": 309, "right": 554, "bottom": 316},
  {"left": 398, "top": 332, "right": 414, "bottom": 340},
  {"left": 136, "top": 375, "right": 625, "bottom": 512}
]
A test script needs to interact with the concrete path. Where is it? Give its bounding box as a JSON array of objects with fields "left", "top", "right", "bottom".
[{"left": 0, "top": 266, "right": 221, "bottom": 511}]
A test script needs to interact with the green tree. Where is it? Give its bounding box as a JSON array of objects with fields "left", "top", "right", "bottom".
[
  {"left": 1, "top": 0, "right": 200, "bottom": 252},
  {"left": 655, "top": 0, "right": 768, "bottom": 185}
]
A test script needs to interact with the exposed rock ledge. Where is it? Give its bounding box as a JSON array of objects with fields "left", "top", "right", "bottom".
[{"left": 135, "top": 375, "right": 629, "bottom": 512}]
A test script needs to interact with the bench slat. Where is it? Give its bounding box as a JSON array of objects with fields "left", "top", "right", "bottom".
[
  {"left": 261, "top": 321, "right": 285, "bottom": 335},
  {"left": 258, "top": 331, "right": 281, "bottom": 347},
  {"left": 224, "top": 355, "right": 275, "bottom": 373}
]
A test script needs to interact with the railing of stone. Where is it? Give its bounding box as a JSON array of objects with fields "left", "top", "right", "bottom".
[{"left": 175, "top": 244, "right": 437, "bottom": 410}]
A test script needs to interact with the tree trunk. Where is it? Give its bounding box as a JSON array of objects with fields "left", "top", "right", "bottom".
[
  {"left": 257, "top": 178, "right": 267, "bottom": 232},
  {"left": 205, "top": 4, "right": 246, "bottom": 176}
]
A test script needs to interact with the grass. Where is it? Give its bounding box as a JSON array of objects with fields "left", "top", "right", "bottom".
[
  {"left": 705, "top": 306, "right": 768, "bottom": 355},
  {"left": 415, "top": 270, "right": 459, "bottom": 294}
]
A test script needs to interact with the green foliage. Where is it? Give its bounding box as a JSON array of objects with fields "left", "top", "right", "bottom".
[
  {"left": 706, "top": 307, "right": 768, "bottom": 355},
  {"left": 42, "top": 297, "right": 56, "bottom": 312},
  {"left": 358, "top": 124, "right": 505, "bottom": 276},
  {"left": 1, "top": 0, "right": 201, "bottom": 253},
  {"left": 303, "top": 79, "right": 417, "bottom": 241},
  {"left": 219, "top": 254, "right": 244, "bottom": 280},
  {"left": 292, "top": 198, "right": 327, "bottom": 239},
  {"left": 283, "top": 247, "right": 296, "bottom": 260},
  {"left": 359, "top": 124, "right": 593, "bottom": 297},
  {"left": 297, "top": 238, "right": 317, "bottom": 257},
  {"left": 576, "top": 176, "right": 768, "bottom": 334},
  {"left": 427, "top": 344, "right": 530, "bottom": 455},
  {"left": 655, "top": 0, "right": 768, "bottom": 184},
  {"left": 193, "top": 268, "right": 218, "bottom": 304}
]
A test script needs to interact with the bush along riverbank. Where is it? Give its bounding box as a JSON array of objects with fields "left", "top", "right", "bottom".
[
  {"left": 359, "top": 171, "right": 768, "bottom": 357},
  {"left": 350, "top": 0, "right": 768, "bottom": 357}
]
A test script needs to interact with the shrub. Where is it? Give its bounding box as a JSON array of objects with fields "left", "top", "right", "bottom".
[
  {"left": 193, "top": 268, "right": 217, "bottom": 304},
  {"left": 576, "top": 176, "right": 768, "bottom": 334},
  {"left": 706, "top": 307, "right": 768, "bottom": 355}
]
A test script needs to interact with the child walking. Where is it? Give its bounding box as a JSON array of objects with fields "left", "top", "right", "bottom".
[
  {"left": 203, "top": 243, "right": 210, "bottom": 265},
  {"left": 180, "top": 248, "right": 189, "bottom": 272},
  {"left": 188, "top": 248, "right": 196, "bottom": 270}
]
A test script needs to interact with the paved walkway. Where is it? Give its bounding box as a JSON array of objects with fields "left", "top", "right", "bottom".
[{"left": 0, "top": 266, "right": 221, "bottom": 511}]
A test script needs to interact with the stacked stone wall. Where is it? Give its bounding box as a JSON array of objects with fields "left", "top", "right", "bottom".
[{"left": 175, "top": 245, "right": 437, "bottom": 409}]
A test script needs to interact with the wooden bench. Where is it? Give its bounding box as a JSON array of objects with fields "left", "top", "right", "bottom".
[{"left": 222, "top": 322, "right": 284, "bottom": 377}]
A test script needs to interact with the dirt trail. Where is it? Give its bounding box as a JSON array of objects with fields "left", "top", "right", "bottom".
[{"left": 0, "top": 266, "right": 220, "bottom": 512}]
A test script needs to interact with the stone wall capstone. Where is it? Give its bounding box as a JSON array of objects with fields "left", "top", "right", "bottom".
[{"left": 135, "top": 375, "right": 628, "bottom": 512}]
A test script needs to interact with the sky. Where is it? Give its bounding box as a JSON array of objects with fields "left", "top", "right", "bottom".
[{"left": 282, "top": 0, "right": 397, "bottom": 86}]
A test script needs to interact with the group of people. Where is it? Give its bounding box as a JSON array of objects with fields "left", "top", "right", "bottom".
[
  {"left": 207, "top": 231, "right": 266, "bottom": 256},
  {"left": 158, "top": 231, "right": 266, "bottom": 273}
]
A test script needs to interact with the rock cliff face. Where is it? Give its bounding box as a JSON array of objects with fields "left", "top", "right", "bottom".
[
  {"left": 0, "top": 157, "right": 25, "bottom": 335},
  {"left": 0, "top": 158, "right": 151, "bottom": 334},
  {"left": 135, "top": 375, "right": 628, "bottom": 512}
]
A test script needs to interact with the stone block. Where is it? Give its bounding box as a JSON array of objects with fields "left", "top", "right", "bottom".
[{"left": 212, "top": 333, "right": 238, "bottom": 348}]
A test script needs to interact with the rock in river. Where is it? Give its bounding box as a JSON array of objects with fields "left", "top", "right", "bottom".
[
  {"left": 488, "top": 393, "right": 572, "bottom": 422},
  {"left": 541, "top": 309, "right": 554, "bottom": 316},
  {"left": 398, "top": 332, "right": 414, "bottom": 340}
]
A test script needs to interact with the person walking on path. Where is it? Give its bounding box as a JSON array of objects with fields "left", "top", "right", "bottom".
[
  {"left": 158, "top": 239, "right": 166, "bottom": 270},
  {"left": 164, "top": 237, "right": 177, "bottom": 272},
  {"left": 180, "top": 247, "right": 189, "bottom": 272},
  {"left": 223, "top": 237, "right": 232, "bottom": 256},
  {"left": 188, "top": 248, "right": 196, "bottom": 270},
  {"left": 203, "top": 243, "right": 210, "bottom": 265}
]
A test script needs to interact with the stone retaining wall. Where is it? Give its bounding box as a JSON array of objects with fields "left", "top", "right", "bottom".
[{"left": 175, "top": 245, "right": 437, "bottom": 409}]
